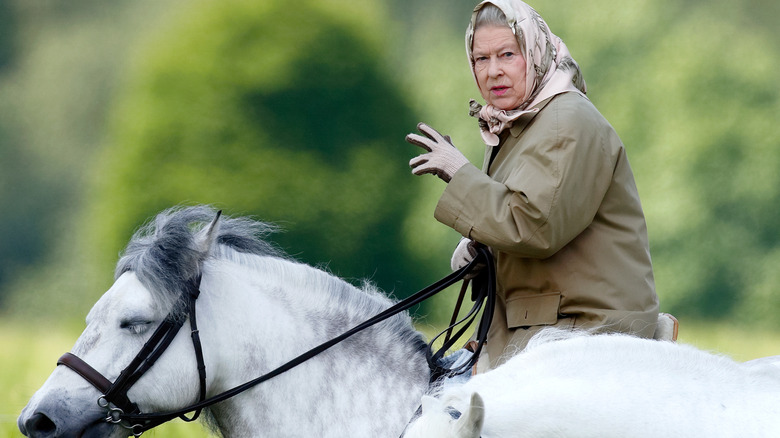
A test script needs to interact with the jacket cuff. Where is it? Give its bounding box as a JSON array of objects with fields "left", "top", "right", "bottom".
[{"left": 434, "top": 164, "right": 482, "bottom": 237}]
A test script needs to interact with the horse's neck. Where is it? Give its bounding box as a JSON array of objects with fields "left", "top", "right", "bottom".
[{"left": 201, "top": 257, "right": 430, "bottom": 437}]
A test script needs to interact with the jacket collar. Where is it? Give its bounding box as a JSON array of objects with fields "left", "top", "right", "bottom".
[
  {"left": 482, "top": 95, "right": 556, "bottom": 173},
  {"left": 509, "top": 95, "right": 555, "bottom": 137}
]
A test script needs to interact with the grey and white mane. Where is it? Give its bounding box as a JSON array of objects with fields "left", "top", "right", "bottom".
[
  {"left": 115, "top": 207, "right": 282, "bottom": 317},
  {"left": 118, "top": 206, "right": 425, "bottom": 346}
]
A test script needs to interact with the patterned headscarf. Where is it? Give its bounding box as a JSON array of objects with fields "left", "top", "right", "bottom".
[{"left": 466, "top": 0, "right": 587, "bottom": 146}]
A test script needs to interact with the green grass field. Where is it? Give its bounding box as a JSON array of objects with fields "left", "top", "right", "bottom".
[{"left": 3, "top": 319, "right": 780, "bottom": 437}]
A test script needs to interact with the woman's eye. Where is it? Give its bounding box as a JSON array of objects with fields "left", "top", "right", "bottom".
[{"left": 501, "top": 51, "right": 515, "bottom": 59}]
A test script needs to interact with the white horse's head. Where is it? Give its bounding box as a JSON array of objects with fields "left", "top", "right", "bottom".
[
  {"left": 20, "top": 205, "right": 430, "bottom": 438},
  {"left": 17, "top": 206, "right": 275, "bottom": 437},
  {"left": 403, "top": 393, "right": 485, "bottom": 438},
  {"left": 19, "top": 272, "right": 204, "bottom": 437}
]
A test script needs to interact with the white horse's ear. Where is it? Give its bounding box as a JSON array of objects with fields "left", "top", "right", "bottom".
[
  {"left": 420, "top": 395, "right": 439, "bottom": 413},
  {"left": 196, "top": 210, "right": 222, "bottom": 255},
  {"left": 454, "top": 392, "right": 484, "bottom": 438}
]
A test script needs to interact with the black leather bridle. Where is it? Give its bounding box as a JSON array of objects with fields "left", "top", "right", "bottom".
[
  {"left": 57, "top": 275, "right": 207, "bottom": 436},
  {"left": 57, "top": 247, "right": 495, "bottom": 436}
]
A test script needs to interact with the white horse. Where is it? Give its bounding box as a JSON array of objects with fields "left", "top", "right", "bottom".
[
  {"left": 18, "top": 205, "right": 780, "bottom": 438},
  {"left": 403, "top": 329, "right": 780, "bottom": 438},
  {"left": 18, "top": 206, "right": 431, "bottom": 437}
]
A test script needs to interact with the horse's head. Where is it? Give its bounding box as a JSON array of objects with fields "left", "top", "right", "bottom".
[
  {"left": 20, "top": 205, "right": 429, "bottom": 438},
  {"left": 19, "top": 271, "right": 207, "bottom": 437},
  {"left": 18, "top": 206, "right": 244, "bottom": 437}
]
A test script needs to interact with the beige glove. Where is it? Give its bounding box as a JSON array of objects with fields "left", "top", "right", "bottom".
[
  {"left": 451, "top": 237, "right": 477, "bottom": 271},
  {"left": 406, "top": 123, "right": 469, "bottom": 183}
]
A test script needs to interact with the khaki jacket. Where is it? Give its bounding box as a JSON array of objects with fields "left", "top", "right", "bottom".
[{"left": 435, "top": 92, "right": 659, "bottom": 367}]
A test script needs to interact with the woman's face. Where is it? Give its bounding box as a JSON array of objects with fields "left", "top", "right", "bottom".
[{"left": 472, "top": 25, "right": 528, "bottom": 111}]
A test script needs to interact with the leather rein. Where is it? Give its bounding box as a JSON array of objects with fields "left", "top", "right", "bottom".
[{"left": 57, "top": 247, "right": 495, "bottom": 436}]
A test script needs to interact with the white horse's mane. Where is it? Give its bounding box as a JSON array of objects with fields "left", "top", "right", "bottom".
[
  {"left": 114, "top": 205, "right": 424, "bottom": 348},
  {"left": 114, "top": 205, "right": 281, "bottom": 317}
]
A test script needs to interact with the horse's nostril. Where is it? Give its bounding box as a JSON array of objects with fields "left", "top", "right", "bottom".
[{"left": 24, "top": 412, "right": 57, "bottom": 436}]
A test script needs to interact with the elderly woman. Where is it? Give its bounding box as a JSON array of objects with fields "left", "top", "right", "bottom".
[{"left": 406, "top": 0, "right": 659, "bottom": 370}]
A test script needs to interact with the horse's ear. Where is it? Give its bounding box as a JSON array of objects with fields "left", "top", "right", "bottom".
[
  {"left": 454, "top": 392, "right": 484, "bottom": 438},
  {"left": 196, "top": 210, "right": 222, "bottom": 255}
]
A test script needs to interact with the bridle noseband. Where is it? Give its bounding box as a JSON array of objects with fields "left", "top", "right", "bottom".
[
  {"left": 57, "top": 248, "right": 495, "bottom": 436},
  {"left": 57, "top": 275, "right": 207, "bottom": 436}
]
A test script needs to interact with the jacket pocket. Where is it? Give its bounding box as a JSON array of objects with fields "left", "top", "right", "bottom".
[{"left": 506, "top": 292, "right": 561, "bottom": 328}]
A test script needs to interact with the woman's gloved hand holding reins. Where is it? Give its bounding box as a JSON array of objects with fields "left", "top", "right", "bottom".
[{"left": 451, "top": 237, "right": 486, "bottom": 279}]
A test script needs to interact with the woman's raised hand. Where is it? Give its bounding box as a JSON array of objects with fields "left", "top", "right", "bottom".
[{"left": 406, "top": 123, "right": 469, "bottom": 183}]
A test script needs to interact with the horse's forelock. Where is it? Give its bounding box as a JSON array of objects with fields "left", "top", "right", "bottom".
[{"left": 114, "top": 205, "right": 282, "bottom": 318}]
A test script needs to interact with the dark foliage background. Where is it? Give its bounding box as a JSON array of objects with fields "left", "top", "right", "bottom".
[{"left": 1, "top": 0, "right": 778, "bottom": 328}]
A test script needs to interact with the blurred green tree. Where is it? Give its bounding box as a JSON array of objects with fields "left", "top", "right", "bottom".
[
  {"left": 0, "top": 0, "right": 16, "bottom": 71},
  {"left": 534, "top": 0, "right": 780, "bottom": 325},
  {"left": 77, "top": 0, "right": 429, "bottom": 299},
  {"left": 0, "top": 124, "right": 52, "bottom": 295},
  {"left": 3, "top": 0, "right": 779, "bottom": 331},
  {"left": 0, "top": 0, "right": 191, "bottom": 310}
]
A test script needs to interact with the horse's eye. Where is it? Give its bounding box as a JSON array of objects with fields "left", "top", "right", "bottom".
[{"left": 120, "top": 319, "right": 153, "bottom": 334}]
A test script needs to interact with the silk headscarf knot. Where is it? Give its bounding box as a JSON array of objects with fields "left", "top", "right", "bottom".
[
  {"left": 468, "top": 99, "right": 535, "bottom": 146},
  {"left": 466, "top": 0, "right": 587, "bottom": 146}
]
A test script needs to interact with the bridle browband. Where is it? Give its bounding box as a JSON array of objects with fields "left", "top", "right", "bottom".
[{"left": 57, "top": 247, "right": 495, "bottom": 436}]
